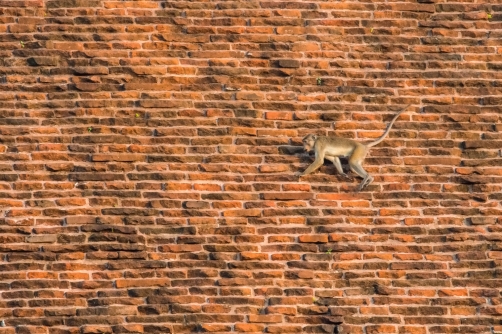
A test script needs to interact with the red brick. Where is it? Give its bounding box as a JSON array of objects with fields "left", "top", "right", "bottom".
[
  {"left": 158, "top": 245, "right": 202, "bottom": 253},
  {"left": 298, "top": 235, "right": 328, "bottom": 243},
  {"left": 115, "top": 279, "right": 170, "bottom": 288},
  {"left": 91, "top": 154, "right": 144, "bottom": 162},
  {"left": 248, "top": 314, "right": 282, "bottom": 323},
  {"left": 199, "top": 324, "right": 231, "bottom": 332},
  {"left": 234, "top": 324, "right": 265, "bottom": 332},
  {"left": 366, "top": 325, "right": 397, "bottom": 333},
  {"left": 266, "top": 325, "right": 302, "bottom": 333},
  {"left": 81, "top": 326, "right": 112, "bottom": 334}
]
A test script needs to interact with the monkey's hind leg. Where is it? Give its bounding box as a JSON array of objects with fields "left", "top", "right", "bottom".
[
  {"left": 325, "top": 156, "right": 348, "bottom": 178},
  {"left": 348, "top": 147, "right": 373, "bottom": 191},
  {"left": 358, "top": 174, "right": 374, "bottom": 191},
  {"left": 351, "top": 165, "right": 373, "bottom": 192}
]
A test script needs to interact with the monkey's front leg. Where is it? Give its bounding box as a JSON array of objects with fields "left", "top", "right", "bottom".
[{"left": 295, "top": 158, "right": 324, "bottom": 177}]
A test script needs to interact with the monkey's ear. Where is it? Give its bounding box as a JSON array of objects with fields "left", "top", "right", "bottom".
[{"left": 312, "top": 135, "right": 317, "bottom": 140}]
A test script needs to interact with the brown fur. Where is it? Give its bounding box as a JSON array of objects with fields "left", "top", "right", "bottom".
[{"left": 295, "top": 105, "right": 411, "bottom": 191}]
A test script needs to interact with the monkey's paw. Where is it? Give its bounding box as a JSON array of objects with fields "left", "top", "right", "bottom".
[{"left": 294, "top": 172, "right": 303, "bottom": 177}]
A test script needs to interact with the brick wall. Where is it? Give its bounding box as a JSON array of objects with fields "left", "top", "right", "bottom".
[{"left": 0, "top": 0, "right": 501, "bottom": 333}]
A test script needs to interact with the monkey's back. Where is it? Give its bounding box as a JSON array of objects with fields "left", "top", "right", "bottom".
[{"left": 319, "top": 136, "right": 362, "bottom": 157}]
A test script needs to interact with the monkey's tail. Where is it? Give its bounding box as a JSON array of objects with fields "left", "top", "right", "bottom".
[{"left": 366, "top": 104, "right": 411, "bottom": 148}]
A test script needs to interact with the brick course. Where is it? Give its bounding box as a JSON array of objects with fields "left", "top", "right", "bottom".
[{"left": 0, "top": 0, "right": 501, "bottom": 333}]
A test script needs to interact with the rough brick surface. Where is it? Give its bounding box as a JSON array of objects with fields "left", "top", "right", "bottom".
[{"left": 0, "top": 1, "right": 501, "bottom": 333}]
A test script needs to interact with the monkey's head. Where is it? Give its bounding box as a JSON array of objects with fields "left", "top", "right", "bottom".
[{"left": 302, "top": 134, "right": 317, "bottom": 152}]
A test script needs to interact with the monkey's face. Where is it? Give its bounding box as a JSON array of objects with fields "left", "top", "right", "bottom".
[{"left": 302, "top": 134, "right": 317, "bottom": 152}]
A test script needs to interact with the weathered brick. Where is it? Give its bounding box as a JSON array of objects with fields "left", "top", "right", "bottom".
[
  {"left": 248, "top": 314, "right": 282, "bottom": 323},
  {"left": 25, "top": 235, "right": 57, "bottom": 243},
  {"left": 65, "top": 216, "right": 96, "bottom": 225},
  {"left": 80, "top": 326, "right": 112, "bottom": 334},
  {"left": 27, "top": 57, "right": 59, "bottom": 66},
  {"left": 276, "top": 59, "right": 301, "bottom": 68},
  {"left": 470, "top": 217, "right": 497, "bottom": 225},
  {"left": 73, "top": 67, "right": 110, "bottom": 76}
]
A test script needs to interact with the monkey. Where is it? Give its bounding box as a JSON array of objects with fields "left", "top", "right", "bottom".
[{"left": 295, "top": 105, "right": 411, "bottom": 191}]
